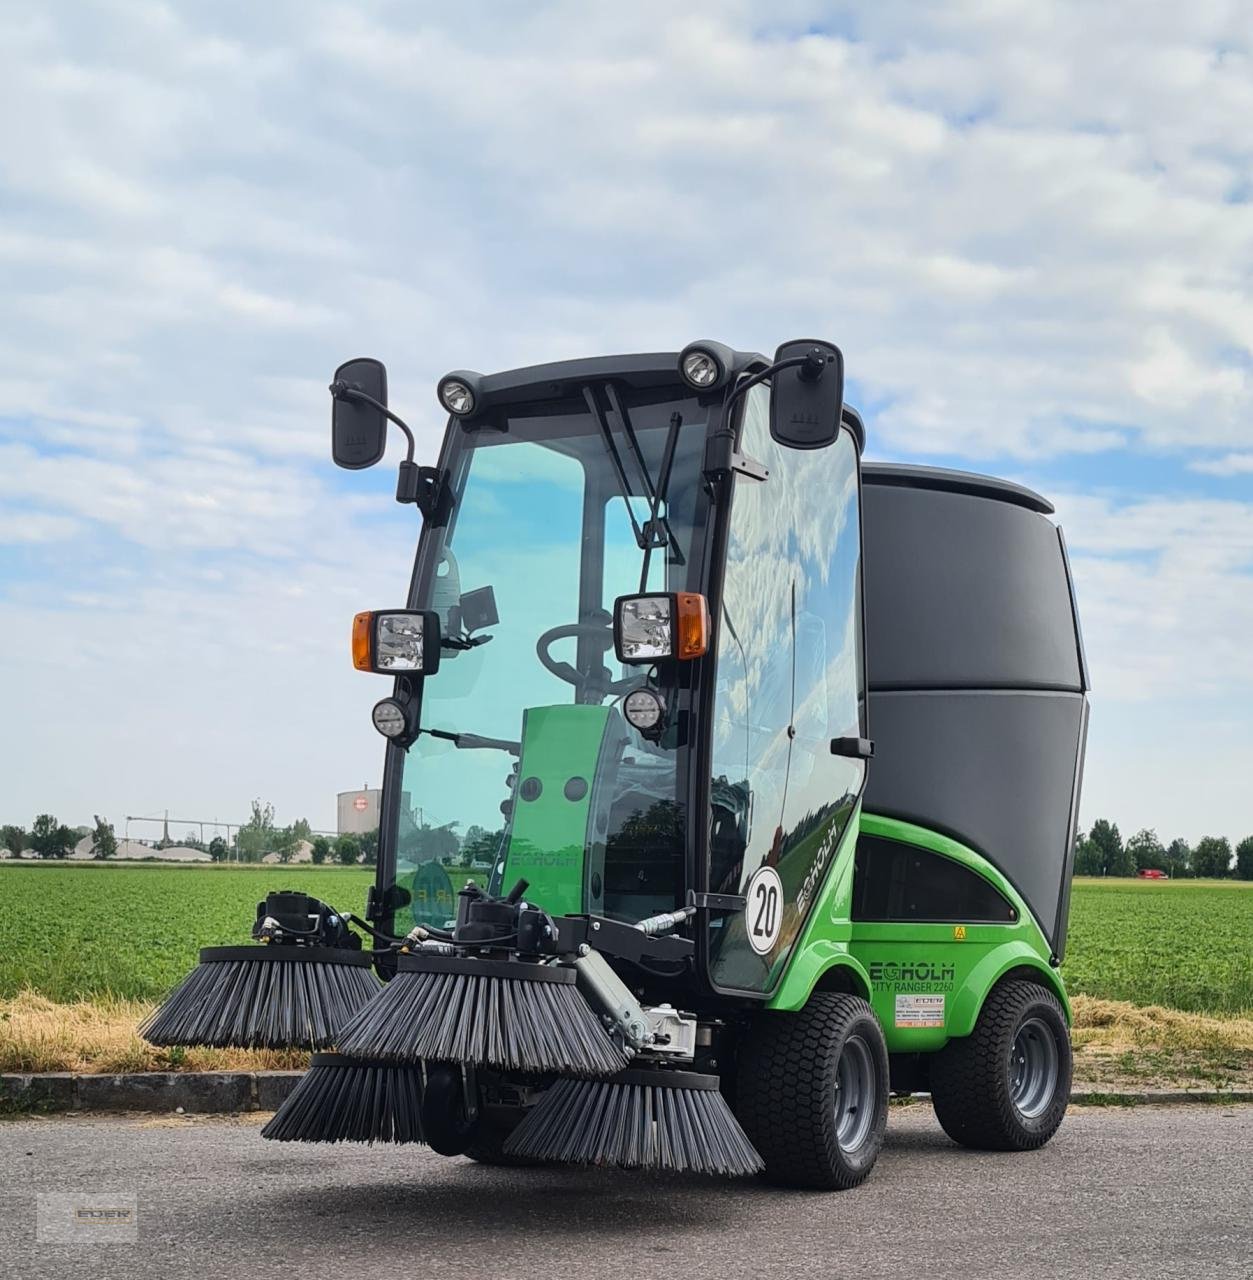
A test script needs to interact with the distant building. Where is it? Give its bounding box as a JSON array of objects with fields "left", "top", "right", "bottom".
[
  {"left": 338, "top": 788, "right": 381, "bottom": 835},
  {"left": 337, "top": 787, "right": 413, "bottom": 835}
]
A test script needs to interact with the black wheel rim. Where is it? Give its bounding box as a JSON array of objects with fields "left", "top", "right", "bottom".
[
  {"left": 834, "top": 1034, "right": 876, "bottom": 1153},
  {"left": 1009, "top": 1016, "right": 1059, "bottom": 1120}
]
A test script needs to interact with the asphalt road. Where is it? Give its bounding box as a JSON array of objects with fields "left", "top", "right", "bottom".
[{"left": 2, "top": 1104, "right": 1250, "bottom": 1280}]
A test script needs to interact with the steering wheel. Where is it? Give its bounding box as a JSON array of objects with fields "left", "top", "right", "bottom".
[{"left": 536, "top": 623, "right": 640, "bottom": 699}]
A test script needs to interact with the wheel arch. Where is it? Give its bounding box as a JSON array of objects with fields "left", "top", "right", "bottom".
[
  {"left": 768, "top": 944, "right": 872, "bottom": 1011},
  {"left": 948, "top": 948, "right": 1071, "bottom": 1039}
]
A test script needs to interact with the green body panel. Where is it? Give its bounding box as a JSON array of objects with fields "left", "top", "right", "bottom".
[
  {"left": 766, "top": 803, "right": 867, "bottom": 1010},
  {"left": 498, "top": 704, "right": 611, "bottom": 917},
  {"left": 768, "top": 811, "right": 1068, "bottom": 1052}
]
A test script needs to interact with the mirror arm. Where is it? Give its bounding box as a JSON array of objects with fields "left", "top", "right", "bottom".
[
  {"left": 329, "top": 382, "right": 416, "bottom": 463},
  {"left": 723, "top": 353, "right": 815, "bottom": 413},
  {"left": 330, "top": 380, "right": 442, "bottom": 512}
]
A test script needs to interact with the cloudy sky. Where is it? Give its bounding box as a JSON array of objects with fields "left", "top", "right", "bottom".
[{"left": 1, "top": 1, "right": 1250, "bottom": 847}]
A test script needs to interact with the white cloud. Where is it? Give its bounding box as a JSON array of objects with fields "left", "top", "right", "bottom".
[
  {"left": 1190, "top": 452, "right": 1253, "bottom": 476},
  {"left": 0, "top": 1, "right": 1250, "bottom": 843},
  {"left": 0, "top": 511, "right": 82, "bottom": 544},
  {"left": 1057, "top": 492, "right": 1253, "bottom": 702}
]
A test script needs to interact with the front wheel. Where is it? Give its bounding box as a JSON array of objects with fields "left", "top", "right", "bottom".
[
  {"left": 464, "top": 1115, "right": 543, "bottom": 1167},
  {"left": 737, "top": 993, "right": 890, "bottom": 1190},
  {"left": 929, "top": 979, "right": 1072, "bottom": 1151}
]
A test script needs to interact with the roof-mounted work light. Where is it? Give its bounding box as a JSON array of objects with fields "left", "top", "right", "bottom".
[
  {"left": 678, "top": 340, "right": 735, "bottom": 392},
  {"left": 437, "top": 370, "right": 484, "bottom": 417}
]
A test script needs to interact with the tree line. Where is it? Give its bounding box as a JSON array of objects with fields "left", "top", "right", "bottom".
[
  {"left": 1, "top": 799, "right": 379, "bottom": 867},
  {"left": 1074, "top": 819, "right": 1253, "bottom": 879},
  {"left": 1, "top": 814, "right": 101, "bottom": 860},
  {"left": 8, "top": 806, "right": 1251, "bottom": 881}
]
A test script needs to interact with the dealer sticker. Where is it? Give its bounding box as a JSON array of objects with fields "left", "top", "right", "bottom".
[{"left": 895, "top": 993, "right": 945, "bottom": 1028}]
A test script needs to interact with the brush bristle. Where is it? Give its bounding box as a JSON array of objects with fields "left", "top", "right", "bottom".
[
  {"left": 139, "top": 950, "right": 380, "bottom": 1050},
  {"left": 262, "top": 1054, "right": 425, "bottom": 1145},
  {"left": 503, "top": 1073, "right": 764, "bottom": 1177},
  {"left": 336, "top": 968, "right": 628, "bottom": 1076}
]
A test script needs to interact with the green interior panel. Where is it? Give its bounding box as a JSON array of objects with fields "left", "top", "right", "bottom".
[{"left": 498, "top": 704, "right": 612, "bottom": 917}]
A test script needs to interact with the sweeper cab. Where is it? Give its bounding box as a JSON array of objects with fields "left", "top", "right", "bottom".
[{"left": 144, "top": 339, "right": 1089, "bottom": 1189}]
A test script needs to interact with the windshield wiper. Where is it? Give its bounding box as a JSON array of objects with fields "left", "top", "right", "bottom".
[
  {"left": 421, "top": 727, "right": 520, "bottom": 755},
  {"left": 637, "top": 408, "right": 684, "bottom": 592},
  {"left": 582, "top": 385, "right": 655, "bottom": 551},
  {"left": 603, "top": 385, "right": 685, "bottom": 584}
]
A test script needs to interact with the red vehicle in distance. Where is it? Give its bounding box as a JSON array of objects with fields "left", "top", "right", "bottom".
[{"left": 1137, "top": 869, "right": 1168, "bottom": 879}]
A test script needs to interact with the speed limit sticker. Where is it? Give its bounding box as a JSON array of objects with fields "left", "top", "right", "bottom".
[{"left": 745, "top": 866, "right": 784, "bottom": 955}]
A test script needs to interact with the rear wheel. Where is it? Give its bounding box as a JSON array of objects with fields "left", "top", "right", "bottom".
[
  {"left": 929, "top": 978, "right": 1071, "bottom": 1151},
  {"left": 738, "top": 993, "right": 889, "bottom": 1190}
]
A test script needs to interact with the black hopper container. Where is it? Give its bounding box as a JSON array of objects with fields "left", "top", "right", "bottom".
[{"left": 860, "top": 464, "right": 1089, "bottom": 958}]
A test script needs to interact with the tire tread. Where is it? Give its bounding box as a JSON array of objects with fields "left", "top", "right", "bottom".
[
  {"left": 930, "top": 979, "right": 1071, "bottom": 1152},
  {"left": 738, "top": 993, "right": 888, "bottom": 1190}
]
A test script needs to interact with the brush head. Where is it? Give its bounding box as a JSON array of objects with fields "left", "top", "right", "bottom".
[
  {"left": 336, "top": 953, "right": 629, "bottom": 1077},
  {"left": 261, "top": 1054, "right": 425, "bottom": 1145},
  {"left": 502, "top": 1068, "right": 765, "bottom": 1177},
  {"left": 139, "top": 946, "right": 381, "bottom": 1050}
]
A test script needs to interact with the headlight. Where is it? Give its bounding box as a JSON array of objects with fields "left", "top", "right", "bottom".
[
  {"left": 623, "top": 688, "right": 666, "bottom": 735},
  {"left": 376, "top": 613, "right": 426, "bottom": 671},
  {"left": 613, "top": 592, "right": 709, "bottom": 664},
  {"left": 351, "top": 610, "right": 442, "bottom": 675},
  {"left": 616, "top": 595, "right": 673, "bottom": 662},
  {"left": 371, "top": 698, "right": 409, "bottom": 739}
]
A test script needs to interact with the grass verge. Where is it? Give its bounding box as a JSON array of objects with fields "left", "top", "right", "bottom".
[
  {"left": 2, "top": 989, "right": 1250, "bottom": 1091},
  {"left": 1070, "top": 994, "right": 1253, "bottom": 1092},
  {"left": 0, "top": 991, "right": 306, "bottom": 1074}
]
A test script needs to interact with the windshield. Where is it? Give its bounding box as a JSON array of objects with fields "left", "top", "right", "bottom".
[{"left": 390, "top": 385, "right": 710, "bottom": 927}]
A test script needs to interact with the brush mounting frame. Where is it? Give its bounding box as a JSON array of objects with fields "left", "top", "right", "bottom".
[
  {"left": 252, "top": 891, "right": 360, "bottom": 949},
  {"left": 394, "top": 951, "right": 577, "bottom": 982},
  {"left": 199, "top": 945, "right": 375, "bottom": 966},
  {"left": 555, "top": 915, "right": 693, "bottom": 968}
]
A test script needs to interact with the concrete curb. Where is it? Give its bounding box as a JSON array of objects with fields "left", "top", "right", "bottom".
[
  {"left": 3, "top": 1072, "right": 1252, "bottom": 1115},
  {"left": 1068, "top": 1088, "right": 1253, "bottom": 1106},
  {"left": 1, "top": 1071, "right": 304, "bottom": 1115}
]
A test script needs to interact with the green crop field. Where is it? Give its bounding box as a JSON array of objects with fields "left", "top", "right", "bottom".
[
  {"left": 0, "top": 863, "right": 374, "bottom": 1004},
  {"left": 0, "top": 865, "right": 1249, "bottom": 1013},
  {"left": 1063, "top": 878, "right": 1252, "bottom": 1015}
]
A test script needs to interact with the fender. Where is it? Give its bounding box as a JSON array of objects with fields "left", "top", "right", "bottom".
[
  {"left": 768, "top": 940, "right": 872, "bottom": 1012},
  {"left": 766, "top": 813, "right": 869, "bottom": 1011},
  {"left": 947, "top": 942, "right": 1071, "bottom": 1036}
]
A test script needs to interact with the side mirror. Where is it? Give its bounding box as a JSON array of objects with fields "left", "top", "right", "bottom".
[
  {"left": 768, "top": 339, "right": 844, "bottom": 450},
  {"left": 331, "top": 357, "right": 389, "bottom": 470}
]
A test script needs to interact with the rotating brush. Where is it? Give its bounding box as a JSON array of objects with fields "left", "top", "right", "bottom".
[
  {"left": 336, "top": 952, "right": 629, "bottom": 1076},
  {"left": 140, "top": 892, "right": 380, "bottom": 1050},
  {"left": 261, "top": 1054, "right": 425, "bottom": 1145},
  {"left": 502, "top": 1068, "right": 764, "bottom": 1177}
]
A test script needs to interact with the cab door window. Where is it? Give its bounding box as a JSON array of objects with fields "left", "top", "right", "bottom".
[{"left": 708, "top": 385, "right": 867, "bottom": 994}]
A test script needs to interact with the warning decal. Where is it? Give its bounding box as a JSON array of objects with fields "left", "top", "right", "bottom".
[{"left": 895, "top": 993, "right": 945, "bottom": 1028}]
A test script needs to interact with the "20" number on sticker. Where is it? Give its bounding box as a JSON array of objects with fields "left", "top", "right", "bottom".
[{"left": 745, "top": 866, "right": 784, "bottom": 955}]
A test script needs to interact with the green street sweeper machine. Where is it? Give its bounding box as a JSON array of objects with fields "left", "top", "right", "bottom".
[{"left": 143, "top": 338, "right": 1089, "bottom": 1188}]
